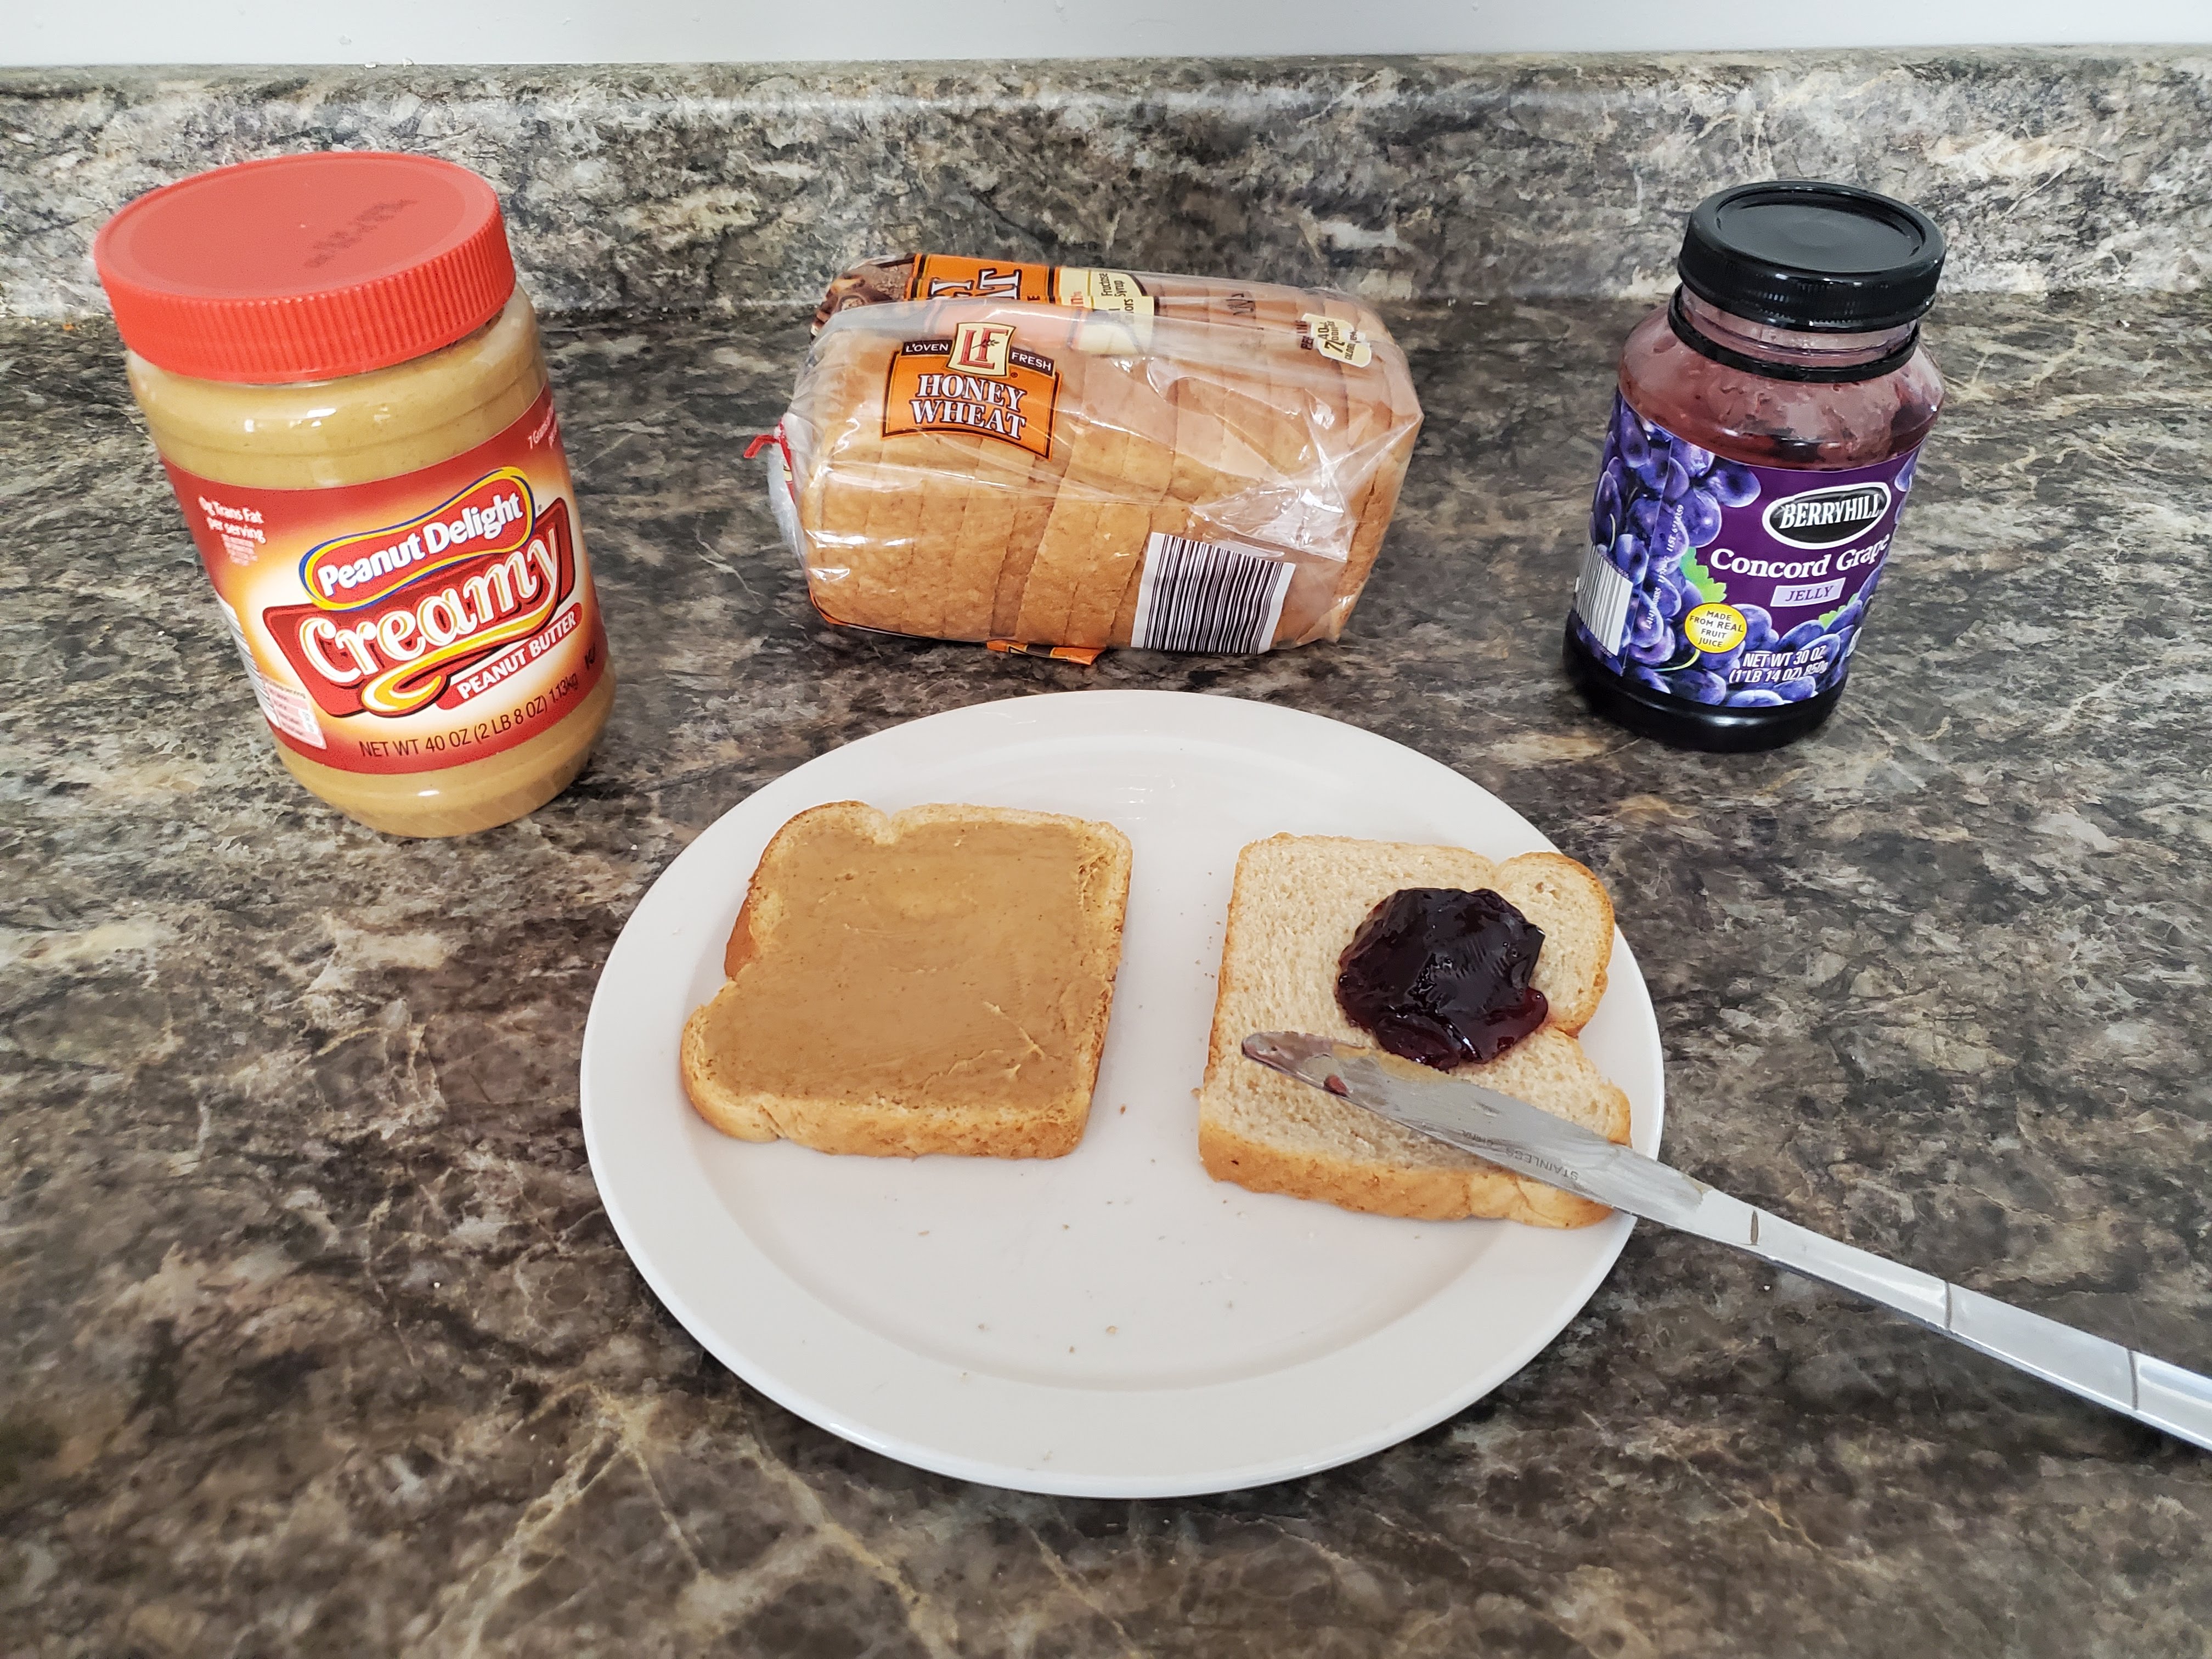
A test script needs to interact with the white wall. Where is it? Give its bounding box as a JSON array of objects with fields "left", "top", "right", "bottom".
[{"left": 9, "top": 0, "right": 2211, "bottom": 66}]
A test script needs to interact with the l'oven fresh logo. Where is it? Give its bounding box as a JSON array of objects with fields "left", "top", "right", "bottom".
[
  {"left": 298, "top": 469, "right": 534, "bottom": 610},
  {"left": 949, "top": 320, "right": 1015, "bottom": 379},
  {"left": 1763, "top": 482, "right": 1892, "bottom": 550},
  {"left": 264, "top": 496, "right": 578, "bottom": 720}
]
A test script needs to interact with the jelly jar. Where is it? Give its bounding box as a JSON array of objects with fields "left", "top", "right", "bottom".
[{"left": 1564, "top": 180, "right": 1945, "bottom": 751}]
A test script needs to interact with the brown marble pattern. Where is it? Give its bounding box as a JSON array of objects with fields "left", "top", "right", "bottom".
[
  {"left": 4, "top": 291, "right": 2211, "bottom": 1655},
  {"left": 5, "top": 52, "right": 2212, "bottom": 323}
]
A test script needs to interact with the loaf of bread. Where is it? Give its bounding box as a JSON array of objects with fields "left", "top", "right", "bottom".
[
  {"left": 682, "top": 802, "right": 1133, "bottom": 1158},
  {"left": 778, "top": 257, "right": 1423, "bottom": 653},
  {"left": 1197, "top": 836, "right": 1631, "bottom": 1227}
]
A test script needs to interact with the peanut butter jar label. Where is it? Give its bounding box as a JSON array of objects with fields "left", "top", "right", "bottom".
[
  {"left": 881, "top": 328, "right": 1060, "bottom": 459},
  {"left": 167, "top": 388, "right": 609, "bottom": 775}
]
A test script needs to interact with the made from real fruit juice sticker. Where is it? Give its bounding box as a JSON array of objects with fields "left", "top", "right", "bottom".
[
  {"left": 1572, "top": 392, "right": 1923, "bottom": 710},
  {"left": 167, "top": 387, "right": 608, "bottom": 773}
]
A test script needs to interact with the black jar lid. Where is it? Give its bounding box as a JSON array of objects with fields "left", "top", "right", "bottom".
[{"left": 1678, "top": 180, "right": 1945, "bottom": 332}]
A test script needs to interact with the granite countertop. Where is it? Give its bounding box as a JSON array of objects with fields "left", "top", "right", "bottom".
[{"left": 5, "top": 287, "right": 2211, "bottom": 1656}]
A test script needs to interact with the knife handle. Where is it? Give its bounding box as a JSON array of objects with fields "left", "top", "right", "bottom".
[
  {"left": 1239, "top": 1030, "right": 2212, "bottom": 1453},
  {"left": 1747, "top": 1209, "right": 2212, "bottom": 1453}
]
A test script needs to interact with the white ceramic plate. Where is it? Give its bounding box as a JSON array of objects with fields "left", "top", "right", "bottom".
[{"left": 581, "top": 690, "right": 1663, "bottom": 1497}]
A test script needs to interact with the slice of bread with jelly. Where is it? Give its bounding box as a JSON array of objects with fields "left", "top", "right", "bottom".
[
  {"left": 681, "top": 801, "right": 1132, "bottom": 1158},
  {"left": 1198, "top": 835, "right": 1629, "bottom": 1227}
]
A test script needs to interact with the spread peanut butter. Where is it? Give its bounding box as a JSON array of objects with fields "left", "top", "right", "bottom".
[
  {"left": 703, "top": 816, "right": 1109, "bottom": 1110},
  {"left": 96, "top": 153, "right": 613, "bottom": 837}
]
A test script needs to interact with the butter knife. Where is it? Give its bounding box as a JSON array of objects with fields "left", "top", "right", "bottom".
[{"left": 1243, "top": 1031, "right": 2212, "bottom": 1454}]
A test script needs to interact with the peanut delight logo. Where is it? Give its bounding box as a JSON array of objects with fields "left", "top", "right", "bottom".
[
  {"left": 299, "top": 469, "right": 534, "bottom": 608},
  {"left": 882, "top": 328, "right": 1059, "bottom": 458},
  {"left": 267, "top": 479, "right": 579, "bottom": 719}
]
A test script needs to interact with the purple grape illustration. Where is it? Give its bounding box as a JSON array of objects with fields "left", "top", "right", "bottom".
[
  {"left": 1777, "top": 619, "right": 1828, "bottom": 651},
  {"left": 1596, "top": 470, "right": 1624, "bottom": 538},
  {"left": 1627, "top": 591, "right": 1666, "bottom": 652},
  {"left": 1618, "top": 415, "right": 1650, "bottom": 474},
  {"left": 1681, "top": 488, "right": 1723, "bottom": 547},
  {"left": 1706, "top": 461, "right": 1760, "bottom": 507}
]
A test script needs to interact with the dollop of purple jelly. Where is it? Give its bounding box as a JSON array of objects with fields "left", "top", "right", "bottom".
[{"left": 1334, "top": 888, "right": 1549, "bottom": 1069}]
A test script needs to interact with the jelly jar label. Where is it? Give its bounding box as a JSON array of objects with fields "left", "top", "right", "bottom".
[{"left": 1571, "top": 393, "right": 1923, "bottom": 709}]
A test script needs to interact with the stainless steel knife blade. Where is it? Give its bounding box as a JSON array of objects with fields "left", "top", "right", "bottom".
[{"left": 1240, "top": 1030, "right": 2212, "bottom": 1454}]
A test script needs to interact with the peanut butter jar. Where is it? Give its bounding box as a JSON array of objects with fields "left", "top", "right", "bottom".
[{"left": 96, "top": 151, "right": 614, "bottom": 837}]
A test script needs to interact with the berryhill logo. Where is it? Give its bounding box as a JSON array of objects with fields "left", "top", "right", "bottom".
[{"left": 1763, "top": 482, "right": 1892, "bottom": 551}]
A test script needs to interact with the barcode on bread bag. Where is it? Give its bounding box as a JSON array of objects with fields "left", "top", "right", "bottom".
[
  {"left": 1131, "top": 533, "right": 1295, "bottom": 654},
  {"left": 1573, "top": 544, "right": 1633, "bottom": 656}
]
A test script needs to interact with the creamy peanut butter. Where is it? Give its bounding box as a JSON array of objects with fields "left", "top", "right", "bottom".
[
  {"left": 704, "top": 816, "right": 1110, "bottom": 1110},
  {"left": 97, "top": 153, "right": 613, "bottom": 838},
  {"left": 126, "top": 295, "right": 613, "bottom": 836}
]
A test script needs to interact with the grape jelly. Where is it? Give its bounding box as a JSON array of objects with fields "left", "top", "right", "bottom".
[
  {"left": 1335, "top": 888, "right": 1549, "bottom": 1069},
  {"left": 1565, "top": 181, "right": 1946, "bottom": 751}
]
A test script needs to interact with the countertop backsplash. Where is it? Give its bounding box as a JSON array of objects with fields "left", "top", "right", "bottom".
[{"left": 5, "top": 50, "right": 2211, "bottom": 319}]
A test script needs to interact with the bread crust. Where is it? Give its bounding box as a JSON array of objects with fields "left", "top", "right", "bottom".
[
  {"left": 682, "top": 801, "right": 1133, "bottom": 1159},
  {"left": 1489, "top": 850, "right": 1615, "bottom": 1033},
  {"left": 682, "top": 999, "right": 1091, "bottom": 1155},
  {"left": 1197, "top": 1115, "right": 1615, "bottom": 1228}
]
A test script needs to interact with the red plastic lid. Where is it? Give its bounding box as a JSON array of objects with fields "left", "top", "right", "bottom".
[{"left": 94, "top": 151, "right": 518, "bottom": 384}]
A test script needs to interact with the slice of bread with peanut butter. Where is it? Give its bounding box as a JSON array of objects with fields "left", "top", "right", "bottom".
[{"left": 681, "top": 801, "right": 1132, "bottom": 1158}]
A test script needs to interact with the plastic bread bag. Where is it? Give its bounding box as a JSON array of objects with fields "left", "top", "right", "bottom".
[{"left": 762, "top": 255, "right": 1423, "bottom": 656}]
